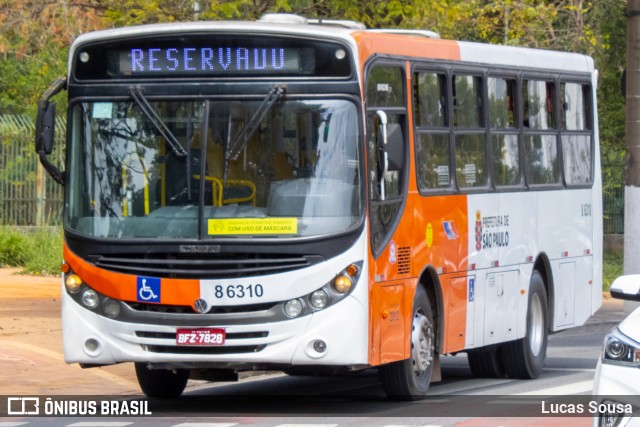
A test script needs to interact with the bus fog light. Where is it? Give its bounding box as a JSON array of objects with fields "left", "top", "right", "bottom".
[
  {"left": 103, "top": 298, "right": 120, "bottom": 318},
  {"left": 332, "top": 275, "right": 352, "bottom": 293},
  {"left": 313, "top": 340, "right": 327, "bottom": 353},
  {"left": 84, "top": 338, "right": 101, "bottom": 356},
  {"left": 310, "top": 290, "right": 328, "bottom": 309},
  {"left": 65, "top": 274, "right": 83, "bottom": 293},
  {"left": 81, "top": 289, "right": 99, "bottom": 309},
  {"left": 284, "top": 299, "right": 303, "bottom": 318}
]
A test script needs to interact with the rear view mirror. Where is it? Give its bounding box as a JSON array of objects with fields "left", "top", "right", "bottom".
[
  {"left": 610, "top": 275, "right": 640, "bottom": 302},
  {"left": 35, "top": 102, "right": 56, "bottom": 155},
  {"left": 34, "top": 77, "right": 67, "bottom": 186}
]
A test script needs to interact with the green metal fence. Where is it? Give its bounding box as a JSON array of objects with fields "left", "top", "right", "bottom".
[
  {"left": 603, "top": 164, "right": 625, "bottom": 235},
  {"left": 0, "top": 114, "right": 65, "bottom": 226}
]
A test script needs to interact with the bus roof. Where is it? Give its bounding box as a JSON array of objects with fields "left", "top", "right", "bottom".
[{"left": 69, "top": 20, "right": 594, "bottom": 76}]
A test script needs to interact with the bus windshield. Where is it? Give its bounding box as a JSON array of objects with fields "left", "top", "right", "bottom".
[{"left": 66, "top": 98, "right": 362, "bottom": 239}]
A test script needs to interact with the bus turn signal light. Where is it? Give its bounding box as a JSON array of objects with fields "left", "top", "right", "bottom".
[{"left": 345, "top": 264, "right": 359, "bottom": 277}]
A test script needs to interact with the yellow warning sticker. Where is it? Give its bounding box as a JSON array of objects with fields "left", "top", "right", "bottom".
[
  {"left": 208, "top": 218, "right": 298, "bottom": 235},
  {"left": 426, "top": 223, "right": 433, "bottom": 248}
]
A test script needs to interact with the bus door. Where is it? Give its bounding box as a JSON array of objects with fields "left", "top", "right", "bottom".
[{"left": 365, "top": 61, "right": 412, "bottom": 365}]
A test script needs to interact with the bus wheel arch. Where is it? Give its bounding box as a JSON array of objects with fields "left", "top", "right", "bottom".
[
  {"left": 500, "top": 268, "right": 549, "bottom": 379},
  {"left": 533, "top": 253, "right": 554, "bottom": 331},
  {"left": 378, "top": 267, "right": 441, "bottom": 400},
  {"left": 379, "top": 282, "right": 436, "bottom": 399},
  {"left": 417, "top": 266, "right": 444, "bottom": 354}
]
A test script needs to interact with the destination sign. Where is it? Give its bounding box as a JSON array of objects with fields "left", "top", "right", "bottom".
[{"left": 119, "top": 46, "right": 311, "bottom": 76}]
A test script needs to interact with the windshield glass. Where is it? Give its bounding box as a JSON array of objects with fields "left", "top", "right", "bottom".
[{"left": 66, "top": 99, "right": 362, "bottom": 239}]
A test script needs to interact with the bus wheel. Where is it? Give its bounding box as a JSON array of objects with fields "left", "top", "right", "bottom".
[
  {"left": 501, "top": 270, "right": 548, "bottom": 379},
  {"left": 467, "top": 346, "right": 505, "bottom": 378},
  {"left": 135, "top": 362, "right": 189, "bottom": 398},
  {"left": 379, "top": 285, "right": 435, "bottom": 400}
]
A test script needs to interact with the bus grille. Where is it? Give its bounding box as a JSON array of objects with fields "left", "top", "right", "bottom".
[
  {"left": 126, "top": 301, "right": 277, "bottom": 314},
  {"left": 397, "top": 246, "right": 411, "bottom": 275},
  {"left": 92, "top": 253, "right": 321, "bottom": 279}
]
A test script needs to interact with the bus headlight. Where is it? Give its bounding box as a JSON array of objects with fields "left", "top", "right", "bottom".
[
  {"left": 103, "top": 298, "right": 121, "bottom": 318},
  {"left": 284, "top": 299, "right": 303, "bottom": 318},
  {"left": 280, "top": 262, "right": 362, "bottom": 319},
  {"left": 81, "top": 289, "right": 100, "bottom": 309},
  {"left": 310, "top": 290, "right": 328, "bottom": 309},
  {"left": 65, "top": 274, "right": 83, "bottom": 293}
]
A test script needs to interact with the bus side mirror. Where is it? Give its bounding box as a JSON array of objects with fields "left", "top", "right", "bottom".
[
  {"left": 35, "top": 101, "right": 56, "bottom": 155},
  {"left": 34, "top": 77, "right": 67, "bottom": 186}
]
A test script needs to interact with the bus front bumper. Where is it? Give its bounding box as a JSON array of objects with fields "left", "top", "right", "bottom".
[{"left": 62, "top": 286, "right": 369, "bottom": 369}]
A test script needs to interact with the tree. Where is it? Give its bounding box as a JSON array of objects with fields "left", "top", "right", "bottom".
[{"left": 0, "top": 1, "right": 107, "bottom": 115}]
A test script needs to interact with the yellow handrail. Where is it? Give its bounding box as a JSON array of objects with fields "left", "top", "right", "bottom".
[{"left": 193, "top": 175, "right": 256, "bottom": 206}]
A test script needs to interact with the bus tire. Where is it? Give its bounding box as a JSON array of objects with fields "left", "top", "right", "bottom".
[
  {"left": 467, "top": 346, "right": 506, "bottom": 378},
  {"left": 379, "top": 285, "right": 435, "bottom": 400},
  {"left": 501, "top": 270, "right": 548, "bottom": 379},
  {"left": 135, "top": 362, "right": 189, "bottom": 398}
]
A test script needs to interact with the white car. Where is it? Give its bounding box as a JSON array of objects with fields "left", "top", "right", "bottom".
[{"left": 592, "top": 275, "right": 640, "bottom": 427}]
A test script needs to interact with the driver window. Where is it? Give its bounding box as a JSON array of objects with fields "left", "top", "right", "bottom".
[{"left": 366, "top": 63, "right": 407, "bottom": 255}]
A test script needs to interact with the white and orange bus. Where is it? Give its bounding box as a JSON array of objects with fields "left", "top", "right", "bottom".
[{"left": 35, "top": 14, "right": 602, "bottom": 399}]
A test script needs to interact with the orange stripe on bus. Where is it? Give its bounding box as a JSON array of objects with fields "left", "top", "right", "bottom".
[
  {"left": 352, "top": 32, "right": 461, "bottom": 72},
  {"left": 63, "top": 243, "right": 200, "bottom": 305}
]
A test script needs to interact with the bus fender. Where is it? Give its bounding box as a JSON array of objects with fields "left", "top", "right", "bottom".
[
  {"left": 533, "top": 253, "right": 554, "bottom": 331},
  {"left": 417, "top": 265, "right": 444, "bottom": 356}
]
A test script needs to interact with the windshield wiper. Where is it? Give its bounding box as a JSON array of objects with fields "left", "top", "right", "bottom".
[
  {"left": 224, "top": 85, "right": 285, "bottom": 180},
  {"left": 128, "top": 85, "right": 187, "bottom": 157}
]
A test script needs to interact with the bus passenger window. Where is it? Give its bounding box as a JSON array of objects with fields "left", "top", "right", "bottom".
[
  {"left": 415, "top": 72, "right": 448, "bottom": 127},
  {"left": 489, "top": 77, "right": 520, "bottom": 187},
  {"left": 561, "top": 83, "right": 589, "bottom": 131},
  {"left": 455, "top": 134, "right": 487, "bottom": 187},
  {"left": 453, "top": 74, "right": 486, "bottom": 189},
  {"left": 524, "top": 134, "right": 559, "bottom": 185},
  {"left": 492, "top": 135, "right": 520, "bottom": 186},
  {"left": 414, "top": 70, "right": 451, "bottom": 192},
  {"left": 416, "top": 134, "right": 450, "bottom": 190},
  {"left": 453, "top": 75, "right": 483, "bottom": 128},
  {"left": 523, "top": 80, "right": 556, "bottom": 130},
  {"left": 561, "top": 83, "right": 592, "bottom": 185},
  {"left": 488, "top": 77, "right": 516, "bottom": 129},
  {"left": 523, "top": 79, "right": 559, "bottom": 185}
]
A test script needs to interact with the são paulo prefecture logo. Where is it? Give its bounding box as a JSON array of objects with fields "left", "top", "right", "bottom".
[{"left": 475, "top": 210, "right": 482, "bottom": 251}]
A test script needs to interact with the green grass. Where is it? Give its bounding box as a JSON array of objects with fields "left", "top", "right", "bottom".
[
  {"left": 0, "top": 227, "right": 62, "bottom": 276},
  {"left": 603, "top": 248, "right": 623, "bottom": 292}
]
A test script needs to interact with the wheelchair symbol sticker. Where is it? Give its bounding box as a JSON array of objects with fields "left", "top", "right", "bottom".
[{"left": 137, "top": 277, "right": 160, "bottom": 303}]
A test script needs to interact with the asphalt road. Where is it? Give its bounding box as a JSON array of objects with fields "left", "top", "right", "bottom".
[{"left": 0, "top": 289, "right": 629, "bottom": 427}]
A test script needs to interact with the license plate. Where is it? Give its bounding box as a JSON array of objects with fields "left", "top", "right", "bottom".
[{"left": 176, "top": 328, "right": 225, "bottom": 346}]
